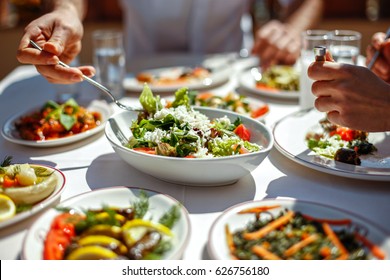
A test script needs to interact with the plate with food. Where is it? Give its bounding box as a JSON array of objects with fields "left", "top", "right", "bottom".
[
  {"left": 123, "top": 66, "right": 230, "bottom": 92},
  {"left": 239, "top": 66, "right": 300, "bottom": 99},
  {"left": 208, "top": 199, "right": 390, "bottom": 260},
  {"left": 272, "top": 109, "right": 390, "bottom": 181},
  {"left": 186, "top": 91, "right": 269, "bottom": 122},
  {"left": 22, "top": 186, "right": 190, "bottom": 260},
  {"left": 105, "top": 85, "right": 273, "bottom": 186},
  {"left": 1, "top": 98, "right": 113, "bottom": 147},
  {"left": 0, "top": 157, "right": 66, "bottom": 229}
]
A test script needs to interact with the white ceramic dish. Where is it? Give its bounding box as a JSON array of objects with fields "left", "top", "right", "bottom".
[
  {"left": 187, "top": 92, "right": 270, "bottom": 123},
  {"left": 273, "top": 109, "right": 390, "bottom": 181},
  {"left": 22, "top": 186, "right": 191, "bottom": 260},
  {"left": 1, "top": 100, "right": 113, "bottom": 147},
  {"left": 0, "top": 164, "right": 65, "bottom": 229},
  {"left": 239, "top": 67, "right": 299, "bottom": 100},
  {"left": 208, "top": 199, "right": 390, "bottom": 260},
  {"left": 105, "top": 107, "right": 273, "bottom": 186},
  {"left": 123, "top": 66, "right": 230, "bottom": 93}
]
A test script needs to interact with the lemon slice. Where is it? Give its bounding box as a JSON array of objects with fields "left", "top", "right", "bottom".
[
  {"left": 0, "top": 194, "right": 16, "bottom": 222},
  {"left": 122, "top": 219, "right": 173, "bottom": 246},
  {"left": 66, "top": 245, "right": 119, "bottom": 260},
  {"left": 78, "top": 235, "right": 127, "bottom": 255}
]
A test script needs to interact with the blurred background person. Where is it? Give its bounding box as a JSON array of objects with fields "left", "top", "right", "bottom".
[{"left": 16, "top": 0, "right": 323, "bottom": 84}]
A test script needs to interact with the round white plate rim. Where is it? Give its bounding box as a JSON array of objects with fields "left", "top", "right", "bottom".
[
  {"left": 238, "top": 67, "right": 299, "bottom": 100},
  {"left": 272, "top": 109, "right": 390, "bottom": 181},
  {"left": 208, "top": 198, "right": 390, "bottom": 260},
  {"left": 0, "top": 164, "right": 66, "bottom": 229},
  {"left": 1, "top": 100, "right": 113, "bottom": 147},
  {"left": 21, "top": 186, "right": 191, "bottom": 260},
  {"left": 123, "top": 66, "right": 230, "bottom": 92}
]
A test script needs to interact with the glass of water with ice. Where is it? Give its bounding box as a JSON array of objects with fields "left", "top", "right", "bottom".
[
  {"left": 329, "top": 30, "right": 361, "bottom": 65},
  {"left": 92, "top": 30, "right": 126, "bottom": 101}
]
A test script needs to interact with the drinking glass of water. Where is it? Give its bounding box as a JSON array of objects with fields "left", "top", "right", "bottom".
[
  {"left": 92, "top": 30, "right": 126, "bottom": 101},
  {"left": 299, "top": 30, "right": 329, "bottom": 110},
  {"left": 329, "top": 30, "right": 361, "bottom": 65}
]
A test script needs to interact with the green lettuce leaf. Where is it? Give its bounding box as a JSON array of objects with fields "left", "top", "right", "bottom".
[{"left": 139, "top": 83, "right": 162, "bottom": 114}]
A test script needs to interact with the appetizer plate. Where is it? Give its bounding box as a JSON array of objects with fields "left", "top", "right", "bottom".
[
  {"left": 239, "top": 67, "right": 299, "bottom": 100},
  {"left": 208, "top": 199, "right": 390, "bottom": 260},
  {"left": 0, "top": 165, "right": 65, "bottom": 229},
  {"left": 189, "top": 92, "right": 270, "bottom": 123},
  {"left": 1, "top": 100, "right": 113, "bottom": 147},
  {"left": 123, "top": 66, "right": 230, "bottom": 93},
  {"left": 273, "top": 109, "right": 390, "bottom": 181},
  {"left": 22, "top": 186, "right": 191, "bottom": 260}
]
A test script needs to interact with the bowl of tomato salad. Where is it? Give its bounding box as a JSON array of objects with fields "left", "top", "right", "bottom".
[{"left": 105, "top": 85, "right": 273, "bottom": 186}]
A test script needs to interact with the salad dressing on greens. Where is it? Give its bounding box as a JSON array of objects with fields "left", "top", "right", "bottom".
[{"left": 126, "top": 85, "right": 263, "bottom": 158}]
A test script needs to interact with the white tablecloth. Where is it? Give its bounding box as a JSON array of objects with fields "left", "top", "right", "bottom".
[{"left": 1, "top": 59, "right": 389, "bottom": 260}]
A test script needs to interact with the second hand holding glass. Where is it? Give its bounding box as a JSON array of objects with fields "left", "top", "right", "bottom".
[{"left": 29, "top": 40, "right": 142, "bottom": 112}]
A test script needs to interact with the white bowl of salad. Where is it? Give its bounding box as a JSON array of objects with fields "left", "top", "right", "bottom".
[{"left": 105, "top": 85, "right": 273, "bottom": 186}]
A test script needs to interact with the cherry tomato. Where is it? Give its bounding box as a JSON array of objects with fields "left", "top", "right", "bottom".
[
  {"left": 2, "top": 175, "right": 18, "bottom": 188},
  {"left": 233, "top": 124, "right": 251, "bottom": 141},
  {"left": 335, "top": 127, "right": 355, "bottom": 142}
]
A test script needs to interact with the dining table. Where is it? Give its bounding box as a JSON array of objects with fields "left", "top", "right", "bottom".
[{"left": 0, "top": 54, "right": 390, "bottom": 261}]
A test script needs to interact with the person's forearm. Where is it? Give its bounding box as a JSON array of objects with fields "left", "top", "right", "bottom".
[
  {"left": 42, "top": 0, "right": 87, "bottom": 20},
  {"left": 285, "top": 0, "right": 323, "bottom": 33}
]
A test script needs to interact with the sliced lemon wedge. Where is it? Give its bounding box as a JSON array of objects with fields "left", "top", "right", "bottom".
[
  {"left": 66, "top": 245, "right": 119, "bottom": 260},
  {"left": 0, "top": 194, "right": 16, "bottom": 222},
  {"left": 122, "top": 219, "right": 173, "bottom": 246},
  {"left": 78, "top": 235, "right": 127, "bottom": 255}
]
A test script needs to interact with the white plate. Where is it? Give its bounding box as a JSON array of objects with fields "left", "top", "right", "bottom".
[
  {"left": 238, "top": 67, "right": 299, "bottom": 100},
  {"left": 123, "top": 66, "right": 230, "bottom": 92},
  {"left": 1, "top": 100, "right": 113, "bottom": 147},
  {"left": 273, "top": 109, "right": 390, "bottom": 181},
  {"left": 0, "top": 165, "right": 65, "bottom": 229},
  {"left": 22, "top": 186, "right": 191, "bottom": 260},
  {"left": 208, "top": 198, "right": 390, "bottom": 260}
]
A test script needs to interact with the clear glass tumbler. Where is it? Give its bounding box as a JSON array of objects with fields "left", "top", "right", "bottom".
[
  {"left": 92, "top": 30, "right": 126, "bottom": 101},
  {"left": 328, "top": 30, "right": 361, "bottom": 65},
  {"left": 299, "top": 30, "right": 329, "bottom": 110}
]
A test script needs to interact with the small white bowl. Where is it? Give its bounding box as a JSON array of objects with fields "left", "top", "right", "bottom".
[{"left": 105, "top": 107, "right": 273, "bottom": 186}]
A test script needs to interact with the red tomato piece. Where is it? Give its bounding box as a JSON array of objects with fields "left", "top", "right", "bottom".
[
  {"left": 43, "top": 213, "right": 83, "bottom": 260},
  {"left": 233, "top": 124, "right": 251, "bottom": 141},
  {"left": 133, "top": 147, "right": 156, "bottom": 155},
  {"left": 335, "top": 127, "right": 355, "bottom": 142}
]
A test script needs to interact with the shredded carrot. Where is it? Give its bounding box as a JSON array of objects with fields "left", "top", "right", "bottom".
[
  {"left": 322, "top": 222, "right": 349, "bottom": 257},
  {"left": 243, "top": 210, "right": 294, "bottom": 240},
  {"left": 225, "top": 225, "right": 236, "bottom": 259},
  {"left": 252, "top": 245, "right": 281, "bottom": 260},
  {"left": 196, "top": 92, "right": 214, "bottom": 100},
  {"left": 335, "top": 254, "right": 349, "bottom": 260},
  {"left": 238, "top": 205, "right": 281, "bottom": 214},
  {"left": 354, "top": 232, "right": 386, "bottom": 260},
  {"left": 284, "top": 234, "right": 319, "bottom": 258},
  {"left": 255, "top": 83, "right": 280, "bottom": 93},
  {"left": 301, "top": 214, "right": 352, "bottom": 225},
  {"left": 250, "top": 104, "right": 270, "bottom": 119},
  {"left": 319, "top": 246, "right": 332, "bottom": 258}
]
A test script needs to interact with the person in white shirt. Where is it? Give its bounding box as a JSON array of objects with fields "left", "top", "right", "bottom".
[{"left": 16, "top": 0, "right": 323, "bottom": 84}]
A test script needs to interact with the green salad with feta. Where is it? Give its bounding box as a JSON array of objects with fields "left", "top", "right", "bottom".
[{"left": 126, "top": 85, "right": 263, "bottom": 158}]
